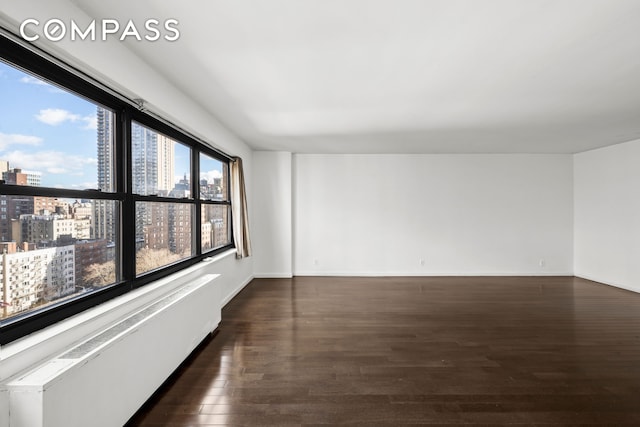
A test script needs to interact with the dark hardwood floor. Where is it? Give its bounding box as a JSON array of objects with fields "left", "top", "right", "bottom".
[{"left": 126, "top": 276, "right": 640, "bottom": 426}]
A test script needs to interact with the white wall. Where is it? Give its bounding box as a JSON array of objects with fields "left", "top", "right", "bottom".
[
  {"left": 294, "top": 154, "right": 574, "bottom": 276},
  {"left": 574, "top": 139, "right": 640, "bottom": 292},
  {"left": 252, "top": 152, "right": 292, "bottom": 277}
]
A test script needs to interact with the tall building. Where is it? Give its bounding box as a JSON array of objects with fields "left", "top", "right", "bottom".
[
  {"left": 157, "top": 135, "right": 175, "bottom": 195},
  {"left": 94, "top": 107, "right": 116, "bottom": 242},
  {"left": 131, "top": 123, "right": 159, "bottom": 195},
  {"left": 95, "top": 111, "right": 180, "bottom": 255},
  {"left": 130, "top": 124, "right": 177, "bottom": 246},
  {"left": 96, "top": 107, "right": 115, "bottom": 193}
]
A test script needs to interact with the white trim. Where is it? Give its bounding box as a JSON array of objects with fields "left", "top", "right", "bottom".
[{"left": 253, "top": 273, "right": 293, "bottom": 279}]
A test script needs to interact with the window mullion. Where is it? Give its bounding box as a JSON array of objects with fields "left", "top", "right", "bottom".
[
  {"left": 120, "top": 109, "right": 136, "bottom": 283},
  {"left": 192, "top": 148, "right": 201, "bottom": 256}
]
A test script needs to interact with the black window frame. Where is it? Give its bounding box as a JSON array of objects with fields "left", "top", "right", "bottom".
[{"left": 0, "top": 35, "right": 234, "bottom": 344}]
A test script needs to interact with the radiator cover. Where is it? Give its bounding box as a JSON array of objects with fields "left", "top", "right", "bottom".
[{"left": 7, "top": 273, "right": 220, "bottom": 427}]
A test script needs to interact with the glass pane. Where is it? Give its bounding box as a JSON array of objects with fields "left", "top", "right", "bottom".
[
  {"left": 0, "top": 61, "right": 115, "bottom": 192},
  {"left": 201, "top": 204, "right": 230, "bottom": 252},
  {"left": 135, "top": 201, "right": 192, "bottom": 275},
  {"left": 0, "top": 197, "right": 118, "bottom": 321},
  {"left": 131, "top": 122, "right": 191, "bottom": 198},
  {"left": 199, "top": 153, "right": 228, "bottom": 201}
]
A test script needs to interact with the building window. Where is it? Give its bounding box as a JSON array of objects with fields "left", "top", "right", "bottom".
[{"left": 0, "top": 36, "right": 233, "bottom": 344}]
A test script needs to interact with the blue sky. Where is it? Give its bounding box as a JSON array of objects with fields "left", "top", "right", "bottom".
[
  {"left": 0, "top": 60, "right": 100, "bottom": 189},
  {"left": 0, "top": 61, "right": 220, "bottom": 190}
]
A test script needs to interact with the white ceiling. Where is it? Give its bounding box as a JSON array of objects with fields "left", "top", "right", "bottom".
[{"left": 71, "top": 0, "right": 640, "bottom": 154}]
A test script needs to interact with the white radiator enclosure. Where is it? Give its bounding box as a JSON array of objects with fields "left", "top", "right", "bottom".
[{"left": 6, "top": 273, "right": 221, "bottom": 427}]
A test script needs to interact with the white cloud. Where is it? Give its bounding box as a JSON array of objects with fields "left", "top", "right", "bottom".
[
  {"left": 2, "top": 150, "right": 95, "bottom": 175},
  {"left": 48, "top": 167, "right": 68, "bottom": 174},
  {"left": 20, "top": 75, "right": 50, "bottom": 86},
  {"left": 36, "top": 108, "right": 81, "bottom": 126},
  {"left": 0, "top": 132, "right": 43, "bottom": 150},
  {"left": 82, "top": 114, "right": 97, "bottom": 130},
  {"left": 20, "top": 76, "right": 64, "bottom": 93},
  {"left": 200, "top": 169, "right": 222, "bottom": 183},
  {"left": 35, "top": 108, "right": 98, "bottom": 129}
]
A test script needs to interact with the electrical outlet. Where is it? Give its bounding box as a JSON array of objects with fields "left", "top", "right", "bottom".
[
  {"left": 539, "top": 258, "right": 545, "bottom": 268},
  {"left": 419, "top": 259, "right": 425, "bottom": 266}
]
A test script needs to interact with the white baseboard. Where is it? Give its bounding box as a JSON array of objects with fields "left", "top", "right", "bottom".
[
  {"left": 253, "top": 272, "right": 293, "bottom": 279},
  {"left": 292, "top": 270, "right": 575, "bottom": 277},
  {"left": 574, "top": 274, "right": 640, "bottom": 294}
]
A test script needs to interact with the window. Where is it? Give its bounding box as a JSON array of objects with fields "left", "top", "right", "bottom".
[
  {"left": 0, "top": 36, "right": 233, "bottom": 344},
  {"left": 130, "top": 123, "right": 194, "bottom": 275},
  {"left": 0, "top": 58, "right": 120, "bottom": 323},
  {"left": 200, "top": 153, "right": 231, "bottom": 252}
]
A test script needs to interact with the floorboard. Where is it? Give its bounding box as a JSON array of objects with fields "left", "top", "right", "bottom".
[{"left": 126, "top": 276, "right": 640, "bottom": 426}]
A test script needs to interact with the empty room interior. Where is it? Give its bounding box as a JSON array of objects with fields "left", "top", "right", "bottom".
[{"left": 1, "top": 1, "right": 640, "bottom": 426}]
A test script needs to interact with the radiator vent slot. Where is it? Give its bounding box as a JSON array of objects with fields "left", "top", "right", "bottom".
[{"left": 59, "top": 284, "right": 192, "bottom": 360}]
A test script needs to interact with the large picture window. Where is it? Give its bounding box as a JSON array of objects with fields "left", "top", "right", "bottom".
[
  {"left": 0, "top": 37, "right": 234, "bottom": 344},
  {"left": 130, "top": 123, "right": 194, "bottom": 275}
]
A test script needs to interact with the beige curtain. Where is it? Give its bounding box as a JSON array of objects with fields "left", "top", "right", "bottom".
[{"left": 230, "top": 157, "right": 251, "bottom": 258}]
